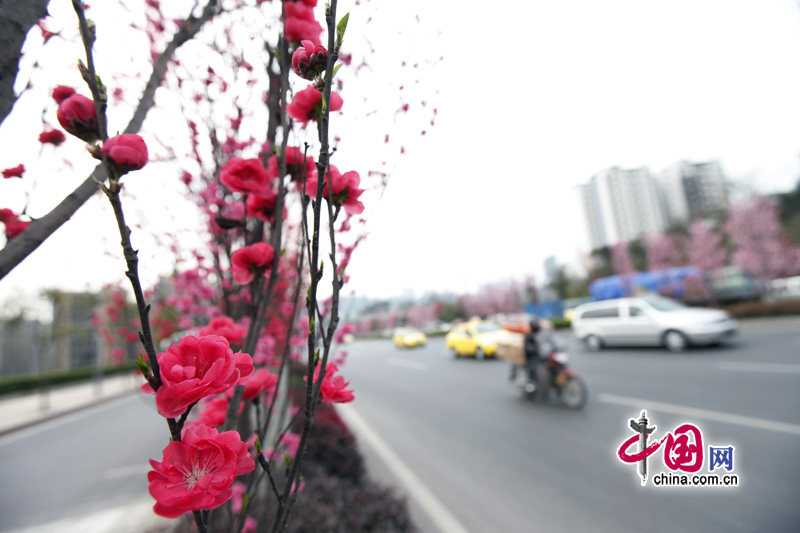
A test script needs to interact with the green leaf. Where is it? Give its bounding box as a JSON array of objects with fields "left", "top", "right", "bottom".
[
  {"left": 241, "top": 493, "right": 249, "bottom": 514},
  {"left": 254, "top": 437, "right": 262, "bottom": 453},
  {"left": 332, "top": 63, "right": 343, "bottom": 80},
  {"left": 314, "top": 349, "right": 320, "bottom": 363},
  {"left": 309, "top": 317, "right": 315, "bottom": 332},
  {"left": 135, "top": 355, "right": 150, "bottom": 378},
  {"left": 336, "top": 13, "right": 350, "bottom": 48},
  {"left": 284, "top": 453, "right": 291, "bottom": 469},
  {"left": 320, "top": 93, "right": 327, "bottom": 114}
]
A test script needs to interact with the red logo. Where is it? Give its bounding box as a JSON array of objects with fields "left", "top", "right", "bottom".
[{"left": 617, "top": 410, "right": 704, "bottom": 485}]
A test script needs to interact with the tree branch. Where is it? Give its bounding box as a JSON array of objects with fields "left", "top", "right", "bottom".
[{"left": 0, "top": 0, "right": 221, "bottom": 281}]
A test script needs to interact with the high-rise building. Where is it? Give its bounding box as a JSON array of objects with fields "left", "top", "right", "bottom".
[
  {"left": 659, "top": 160, "right": 728, "bottom": 225},
  {"left": 578, "top": 166, "right": 668, "bottom": 250}
]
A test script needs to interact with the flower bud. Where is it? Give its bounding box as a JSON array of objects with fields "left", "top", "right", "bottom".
[
  {"left": 57, "top": 94, "right": 99, "bottom": 142},
  {"left": 292, "top": 40, "right": 328, "bottom": 80},
  {"left": 101, "top": 134, "right": 149, "bottom": 176},
  {"left": 52, "top": 85, "right": 76, "bottom": 105}
]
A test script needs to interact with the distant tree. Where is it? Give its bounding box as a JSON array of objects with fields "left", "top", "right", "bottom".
[
  {"left": 405, "top": 302, "right": 441, "bottom": 328},
  {"left": 629, "top": 239, "right": 647, "bottom": 272},
  {"left": 645, "top": 234, "right": 681, "bottom": 271},
  {"left": 725, "top": 196, "right": 793, "bottom": 280},
  {"left": 687, "top": 220, "right": 727, "bottom": 271},
  {"left": 589, "top": 246, "right": 613, "bottom": 279},
  {"left": 611, "top": 241, "right": 636, "bottom": 296},
  {"left": 549, "top": 265, "right": 570, "bottom": 300},
  {"left": 779, "top": 178, "right": 800, "bottom": 244},
  {"left": 524, "top": 276, "right": 540, "bottom": 306},
  {"left": 439, "top": 302, "right": 465, "bottom": 323}
]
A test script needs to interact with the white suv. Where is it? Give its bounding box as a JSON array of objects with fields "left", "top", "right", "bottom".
[{"left": 571, "top": 295, "right": 738, "bottom": 352}]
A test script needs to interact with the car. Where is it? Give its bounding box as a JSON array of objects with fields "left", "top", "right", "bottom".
[
  {"left": 392, "top": 328, "right": 427, "bottom": 348},
  {"left": 445, "top": 319, "right": 504, "bottom": 359},
  {"left": 571, "top": 295, "right": 738, "bottom": 352}
]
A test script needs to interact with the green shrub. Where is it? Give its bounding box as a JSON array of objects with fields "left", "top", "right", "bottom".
[
  {"left": 716, "top": 299, "right": 800, "bottom": 318},
  {"left": 550, "top": 317, "right": 572, "bottom": 329},
  {"left": 0, "top": 363, "right": 137, "bottom": 397}
]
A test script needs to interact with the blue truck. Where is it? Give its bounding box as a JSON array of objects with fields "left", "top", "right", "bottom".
[{"left": 588, "top": 266, "right": 761, "bottom": 303}]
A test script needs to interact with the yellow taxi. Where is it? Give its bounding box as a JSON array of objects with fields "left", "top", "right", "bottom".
[
  {"left": 392, "top": 328, "right": 427, "bottom": 348},
  {"left": 445, "top": 320, "right": 503, "bottom": 359}
]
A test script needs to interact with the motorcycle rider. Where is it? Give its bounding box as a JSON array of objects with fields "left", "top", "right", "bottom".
[{"left": 515, "top": 319, "right": 540, "bottom": 394}]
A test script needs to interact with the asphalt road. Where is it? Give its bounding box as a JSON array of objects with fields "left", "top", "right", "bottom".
[
  {"left": 340, "top": 328, "right": 800, "bottom": 533},
  {"left": 0, "top": 393, "right": 166, "bottom": 532},
  {"left": 0, "top": 325, "right": 797, "bottom": 533}
]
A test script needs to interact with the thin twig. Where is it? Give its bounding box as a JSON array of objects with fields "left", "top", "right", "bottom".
[
  {"left": 0, "top": 0, "right": 221, "bottom": 281},
  {"left": 272, "top": 2, "right": 340, "bottom": 531},
  {"left": 256, "top": 451, "right": 283, "bottom": 503}
]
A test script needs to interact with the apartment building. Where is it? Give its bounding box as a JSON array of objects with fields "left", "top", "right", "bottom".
[{"left": 578, "top": 166, "right": 668, "bottom": 250}]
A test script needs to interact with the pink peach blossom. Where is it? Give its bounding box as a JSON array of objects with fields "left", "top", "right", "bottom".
[
  {"left": 148, "top": 425, "right": 255, "bottom": 518},
  {"left": 230, "top": 242, "right": 275, "bottom": 285},
  {"left": 307, "top": 363, "right": 354, "bottom": 403},
  {"left": 219, "top": 158, "right": 272, "bottom": 196},
  {"left": 286, "top": 85, "right": 343, "bottom": 127},
  {"left": 242, "top": 368, "right": 279, "bottom": 401},
  {"left": 304, "top": 164, "right": 365, "bottom": 215},
  {"left": 199, "top": 317, "right": 246, "bottom": 346},
  {"left": 145, "top": 335, "right": 254, "bottom": 418}
]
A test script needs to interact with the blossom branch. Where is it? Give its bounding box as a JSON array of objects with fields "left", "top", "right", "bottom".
[
  {"left": 223, "top": 34, "right": 293, "bottom": 434},
  {"left": 255, "top": 450, "right": 283, "bottom": 504},
  {"left": 259, "top": 232, "right": 306, "bottom": 442},
  {"left": 273, "top": 3, "right": 342, "bottom": 530},
  {"left": 0, "top": 0, "right": 222, "bottom": 281}
]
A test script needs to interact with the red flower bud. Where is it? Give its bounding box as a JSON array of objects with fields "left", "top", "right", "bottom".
[
  {"left": 292, "top": 40, "right": 328, "bottom": 80},
  {"left": 52, "top": 85, "right": 76, "bottom": 105},
  {"left": 2, "top": 164, "right": 25, "bottom": 179},
  {"left": 101, "top": 134, "right": 149, "bottom": 176},
  {"left": 57, "top": 94, "right": 99, "bottom": 142},
  {"left": 39, "top": 129, "right": 66, "bottom": 146}
]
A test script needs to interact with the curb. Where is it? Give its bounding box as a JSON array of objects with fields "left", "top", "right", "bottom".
[{"left": 0, "top": 387, "right": 137, "bottom": 438}]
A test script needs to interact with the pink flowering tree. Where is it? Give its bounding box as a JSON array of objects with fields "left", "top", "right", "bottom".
[
  {"left": 611, "top": 241, "right": 636, "bottom": 296},
  {"left": 0, "top": 0, "right": 442, "bottom": 530},
  {"left": 405, "top": 302, "right": 441, "bottom": 328},
  {"left": 645, "top": 233, "right": 681, "bottom": 272},
  {"left": 725, "top": 196, "right": 795, "bottom": 281},
  {"left": 0, "top": 1, "right": 431, "bottom": 530},
  {"left": 685, "top": 220, "right": 728, "bottom": 300}
]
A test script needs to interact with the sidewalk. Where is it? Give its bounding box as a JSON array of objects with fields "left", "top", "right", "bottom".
[{"left": 0, "top": 372, "right": 141, "bottom": 437}]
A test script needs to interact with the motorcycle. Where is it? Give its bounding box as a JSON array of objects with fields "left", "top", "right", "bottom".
[{"left": 511, "top": 350, "right": 587, "bottom": 409}]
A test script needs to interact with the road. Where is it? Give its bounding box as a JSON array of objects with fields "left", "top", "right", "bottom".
[
  {"left": 0, "top": 393, "right": 166, "bottom": 532},
  {"left": 339, "top": 327, "right": 800, "bottom": 533},
  {"left": 0, "top": 325, "right": 797, "bottom": 532}
]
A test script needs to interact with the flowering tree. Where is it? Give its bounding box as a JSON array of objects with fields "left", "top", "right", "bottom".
[
  {"left": 725, "top": 196, "right": 794, "bottom": 281},
  {"left": 610, "top": 241, "right": 635, "bottom": 296},
  {"left": 644, "top": 233, "right": 681, "bottom": 271},
  {"left": 404, "top": 301, "right": 441, "bottom": 328},
  {"left": 687, "top": 220, "right": 727, "bottom": 271},
  {"left": 0, "top": 0, "right": 442, "bottom": 530}
]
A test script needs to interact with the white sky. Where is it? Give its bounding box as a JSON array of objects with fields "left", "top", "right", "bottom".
[{"left": 2, "top": 0, "right": 800, "bottom": 318}]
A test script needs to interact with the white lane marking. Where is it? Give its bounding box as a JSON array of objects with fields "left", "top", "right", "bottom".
[
  {"left": 387, "top": 358, "right": 428, "bottom": 371},
  {"left": 716, "top": 361, "right": 800, "bottom": 374},
  {"left": 336, "top": 403, "right": 470, "bottom": 533},
  {"left": 599, "top": 393, "right": 800, "bottom": 436}
]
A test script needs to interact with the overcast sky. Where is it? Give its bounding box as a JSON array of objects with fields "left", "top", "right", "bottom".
[{"left": 3, "top": 0, "right": 800, "bottom": 318}]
